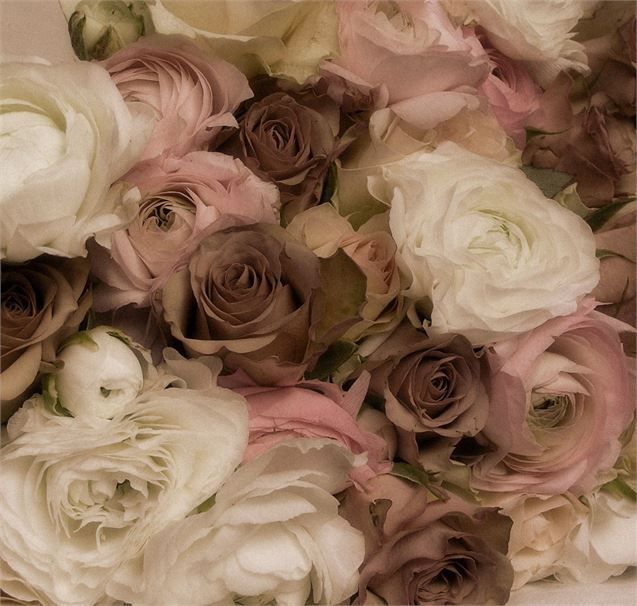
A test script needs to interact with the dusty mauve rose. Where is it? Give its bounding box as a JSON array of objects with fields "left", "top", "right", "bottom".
[
  {"left": 320, "top": 0, "right": 489, "bottom": 127},
  {"left": 1, "top": 257, "right": 90, "bottom": 421},
  {"left": 103, "top": 35, "right": 252, "bottom": 160},
  {"left": 220, "top": 371, "right": 390, "bottom": 487},
  {"left": 90, "top": 151, "right": 279, "bottom": 311},
  {"left": 472, "top": 300, "right": 635, "bottom": 496},
  {"left": 592, "top": 206, "right": 636, "bottom": 328},
  {"left": 363, "top": 323, "right": 489, "bottom": 470},
  {"left": 221, "top": 89, "right": 341, "bottom": 223},
  {"left": 160, "top": 224, "right": 323, "bottom": 384},
  {"left": 340, "top": 474, "right": 513, "bottom": 605},
  {"left": 523, "top": 93, "right": 636, "bottom": 206}
]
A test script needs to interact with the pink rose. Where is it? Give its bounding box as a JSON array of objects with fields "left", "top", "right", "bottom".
[
  {"left": 340, "top": 474, "right": 513, "bottom": 605},
  {"left": 103, "top": 35, "right": 252, "bottom": 160},
  {"left": 221, "top": 372, "right": 391, "bottom": 487},
  {"left": 479, "top": 43, "right": 542, "bottom": 148},
  {"left": 320, "top": 0, "right": 489, "bottom": 128},
  {"left": 90, "top": 152, "right": 279, "bottom": 310},
  {"left": 473, "top": 300, "right": 635, "bottom": 496}
]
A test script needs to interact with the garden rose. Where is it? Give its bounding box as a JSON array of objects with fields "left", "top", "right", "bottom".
[
  {"left": 91, "top": 151, "right": 279, "bottom": 310},
  {"left": 143, "top": 0, "right": 339, "bottom": 83},
  {"left": 320, "top": 0, "right": 489, "bottom": 128},
  {"left": 1, "top": 257, "right": 90, "bottom": 421},
  {"left": 221, "top": 89, "right": 341, "bottom": 223},
  {"left": 222, "top": 371, "right": 390, "bottom": 486},
  {"left": 372, "top": 143, "right": 600, "bottom": 344},
  {"left": 108, "top": 439, "right": 365, "bottom": 606},
  {"left": 444, "top": 0, "right": 590, "bottom": 87},
  {"left": 340, "top": 474, "right": 514, "bottom": 605},
  {"left": 473, "top": 301, "right": 635, "bottom": 496},
  {"left": 103, "top": 35, "right": 252, "bottom": 160},
  {"left": 161, "top": 224, "right": 323, "bottom": 384},
  {"left": 0, "top": 372, "right": 248, "bottom": 606},
  {"left": 364, "top": 323, "right": 489, "bottom": 470},
  {"left": 0, "top": 59, "right": 151, "bottom": 261}
]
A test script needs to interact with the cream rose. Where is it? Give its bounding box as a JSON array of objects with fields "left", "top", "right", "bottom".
[
  {"left": 0, "top": 369, "right": 248, "bottom": 606},
  {"left": 371, "top": 143, "right": 599, "bottom": 344},
  {"left": 0, "top": 59, "right": 151, "bottom": 262},
  {"left": 444, "top": 0, "right": 592, "bottom": 86},
  {"left": 107, "top": 439, "right": 365, "bottom": 606}
]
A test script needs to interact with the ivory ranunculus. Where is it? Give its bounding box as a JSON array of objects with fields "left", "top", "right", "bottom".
[
  {"left": 0, "top": 59, "right": 151, "bottom": 262},
  {"left": 107, "top": 439, "right": 365, "bottom": 606},
  {"left": 0, "top": 370, "right": 248, "bottom": 606},
  {"left": 444, "top": 0, "right": 591, "bottom": 87},
  {"left": 372, "top": 143, "right": 600, "bottom": 345}
]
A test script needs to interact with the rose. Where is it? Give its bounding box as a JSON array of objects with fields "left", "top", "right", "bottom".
[
  {"left": 103, "top": 35, "right": 252, "bottom": 160},
  {"left": 0, "top": 367, "right": 248, "bottom": 606},
  {"left": 0, "top": 59, "right": 151, "bottom": 262},
  {"left": 444, "top": 0, "right": 590, "bottom": 87},
  {"left": 319, "top": 0, "right": 489, "bottom": 128},
  {"left": 472, "top": 301, "right": 635, "bottom": 496},
  {"left": 141, "top": 0, "right": 339, "bottom": 83},
  {"left": 221, "top": 89, "right": 341, "bottom": 223},
  {"left": 107, "top": 439, "right": 365, "bottom": 606},
  {"left": 220, "top": 371, "right": 391, "bottom": 486},
  {"left": 340, "top": 474, "right": 514, "bottom": 605},
  {"left": 494, "top": 492, "right": 589, "bottom": 589},
  {"left": 90, "top": 151, "right": 280, "bottom": 310},
  {"left": 371, "top": 142, "right": 600, "bottom": 344},
  {"left": 592, "top": 205, "right": 636, "bottom": 327},
  {"left": 363, "top": 323, "right": 489, "bottom": 470},
  {"left": 161, "top": 224, "right": 323, "bottom": 384},
  {"left": 479, "top": 44, "right": 542, "bottom": 148},
  {"left": 523, "top": 94, "right": 636, "bottom": 206},
  {"left": 1, "top": 257, "right": 90, "bottom": 421}
]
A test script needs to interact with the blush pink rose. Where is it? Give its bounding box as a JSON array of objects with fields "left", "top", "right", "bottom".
[
  {"left": 221, "top": 371, "right": 391, "bottom": 487},
  {"left": 90, "top": 152, "right": 279, "bottom": 310},
  {"left": 319, "top": 0, "right": 489, "bottom": 127},
  {"left": 479, "top": 43, "right": 542, "bottom": 148},
  {"left": 103, "top": 35, "right": 252, "bottom": 160},
  {"left": 472, "top": 300, "right": 635, "bottom": 496}
]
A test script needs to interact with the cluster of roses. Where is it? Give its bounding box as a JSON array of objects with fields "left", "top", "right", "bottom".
[{"left": 1, "top": 0, "right": 635, "bottom": 605}]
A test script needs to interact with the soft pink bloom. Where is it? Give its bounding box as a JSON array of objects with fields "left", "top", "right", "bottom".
[
  {"left": 319, "top": 0, "right": 489, "bottom": 127},
  {"left": 473, "top": 300, "right": 635, "bottom": 496},
  {"left": 90, "top": 151, "right": 279, "bottom": 310},
  {"left": 103, "top": 35, "right": 252, "bottom": 160},
  {"left": 221, "top": 371, "right": 391, "bottom": 487},
  {"left": 479, "top": 44, "right": 542, "bottom": 147}
]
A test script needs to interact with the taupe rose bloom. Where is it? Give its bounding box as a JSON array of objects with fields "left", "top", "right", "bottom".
[
  {"left": 340, "top": 474, "right": 513, "bottom": 605},
  {"left": 160, "top": 224, "right": 323, "bottom": 383},
  {"left": 364, "top": 323, "right": 489, "bottom": 469},
  {"left": 1, "top": 257, "right": 90, "bottom": 421},
  {"left": 221, "top": 89, "right": 341, "bottom": 223}
]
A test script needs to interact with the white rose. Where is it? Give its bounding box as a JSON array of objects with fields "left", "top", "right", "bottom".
[
  {"left": 139, "top": 0, "right": 339, "bottom": 83},
  {"left": 0, "top": 380, "right": 248, "bottom": 606},
  {"left": 372, "top": 143, "right": 599, "bottom": 344},
  {"left": 444, "top": 0, "right": 591, "bottom": 86},
  {"left": 108, "top": 439, "right": 365, "bottom": 606},
  {"left": 0, "top": 59, "right": 151, "bottom": 261},
  {"left": 49, "top": 327, "right": 149, "bottom": 419}
]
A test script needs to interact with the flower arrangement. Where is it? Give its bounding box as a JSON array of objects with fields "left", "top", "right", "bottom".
[{"left": 1, "top": 1, "right": 635, "bottom": 605}]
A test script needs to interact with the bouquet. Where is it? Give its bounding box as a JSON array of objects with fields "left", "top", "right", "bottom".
[{"left": 1, "top": 1, "right": 635, "bottom": 604}]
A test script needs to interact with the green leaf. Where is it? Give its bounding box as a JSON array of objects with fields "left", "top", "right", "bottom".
[
  {"left": 306, "top": 340, "right": 358, "bottom": 380},
  {"left": 596, "top": 249, "right": 636, "bottom": 263},
  {"left": 319, "top": 163, "right": 338, "bottom": 204},
  {"left": 391, "top": 462, "right": 448, "bottom": 501},
  {"left": 586, "top": 197, "right": 636, "bottom": 232},
  {"left": 521, "top": 166, "right": 574, "bottom": 199},
  {"left": 601, "top": 477, "right": 637, "bottom": 503},
  {"left": 196, "top": 494, "right": 216, "bottom": 513},
  {"left": 525, "top": 127, "right": 569, "bottom": 142}
]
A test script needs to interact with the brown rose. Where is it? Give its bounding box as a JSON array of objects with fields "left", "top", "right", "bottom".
[
  {"left": 340, "top": 474, "right": 514, "bottom": 605},
  {"left": 221, "top": 89, "right": 341, "bottom": 223},
  {"left": 1, "top": 257, "right": 91, "bottom": 421},
  {"left": 364, "top": 323, "right": 489, "bottom": 469},
  {"left": 160, "top": 224, "right": 323, "bottom": 383}
]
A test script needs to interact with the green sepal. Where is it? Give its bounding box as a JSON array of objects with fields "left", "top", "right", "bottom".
[
  {"left": 306, "top": 340, "right": 358, "bottom": 380},
  {"left": 390, "top": 462, "right": 448, "bottom": 501},
  {"left": 586, "top": 197, "right": 636, "bottom": 232},
  {"left": 521, "top": 166, "right": 574, "bottom": 199},
  {"left": 41, "top": 374, "right": 73, "bottom": 417}
]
